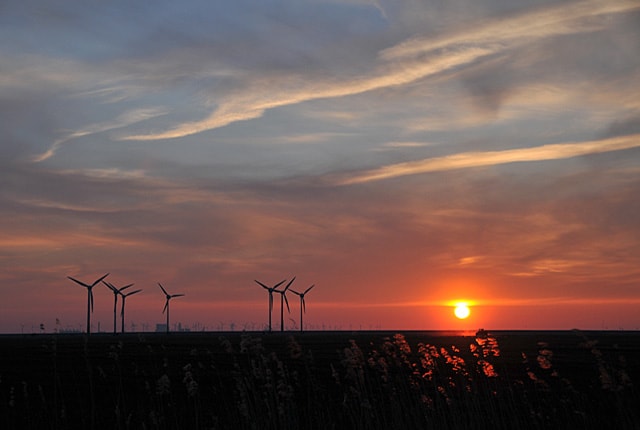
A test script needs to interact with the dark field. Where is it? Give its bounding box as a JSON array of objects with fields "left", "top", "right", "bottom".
[{"left": 1, "top": 330, "right": 639, "bottom": 429}]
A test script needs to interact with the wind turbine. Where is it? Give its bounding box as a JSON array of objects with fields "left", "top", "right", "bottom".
[
  {"left": 274, "top": 277, "right": 295, "bottom": 332},
  {"left": 289, "top": 284, "right": 315, "bottom": 333},
  {"left": 67, "top": 273, "right": 109, "bottom": 334},
  {"left": 120, "top": 287, "right": 142, "bottom": 333},
  {"left": 103, "top": 281, "right": 134, "bottom": 334},
  {"left": 254, "top": 279, "right": 286, "bottom": 332},
  {"left": 158, "top": 283, "right": 184, "bottom": 333}
]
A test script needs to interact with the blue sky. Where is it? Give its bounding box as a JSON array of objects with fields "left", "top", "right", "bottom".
[{"left": 1, "top": 0, "right": 639, "bottom": 332}]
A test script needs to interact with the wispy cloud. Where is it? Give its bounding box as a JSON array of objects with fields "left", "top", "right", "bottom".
[
  {"left": 121, "top": 0, "right": 639, "bottom": 142},
  {"left": 123, "top": 47, "right": 491, "bottom": 140},
  {"left": 57, "top": 168, "right": 148, "bottom": 180},
  {"left": 282, "top": 132, "right": 355, "bottom": 144},
  {"left": 32, "top": 107, "right": 167, "bottom": 162},
  {"left": 333, "top": 133, "right": 640, "bottom": 185},
  {"left": 380, "top": 0, "right": 638, "bottom": 61},
  {"left": 385, "top": 141, "right": 433, "bottom": 148}
]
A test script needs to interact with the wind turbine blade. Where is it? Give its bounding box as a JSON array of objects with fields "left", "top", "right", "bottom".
[
  {"left": 120, "top": 283, "right": 135, "bottom": 292},
  {"left": 102, "top": 281, "right": 117, "bottom": 292},
  {"left": 289, "top": 289, "right": 301, "bottom": 296},
  {"left": 269, "top": 292, "right": 274, "bottom": 312},
  {"left": 302, "top": 297, "right": 306, "bottom": 313},
  {"left": 68, "top": 276, "right": 90, "bottom": 288},
  {"left": 255, "top": 280, "right": 268, "bottom": 290},
  {"left": 171, "top": 293, "right": 185, "bottom": 298},
  {"left": 283, "top": 277, "right": 296, "bottom": 292},
  {"left": 305, "top": 285, "right": 315, "bottom": 294},
  {"left": 158, "top": 283, "right": 168, "bottom": 295},
  {"left": 283, "top": 293, "right": 290, "bottom": 312},
  {"left": 162, "top": 300, "right": 169, "bottom": 314},
  {"left": 90, "top": 289, "right": 94, "bottom": 312},
  {"left": 126, "top": 289, "right": 142, "bottom": 297},
  {"left": 273, "top": 279, "right": 286, "bottom": 289},
  {"left": 91, "top": 273, "right": 110, "bottom": 287}
]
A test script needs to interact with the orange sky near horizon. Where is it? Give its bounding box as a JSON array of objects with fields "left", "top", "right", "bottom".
[
  {"left": 5, "top": 297, "right": 640, "bottom": 334},
  {"left": 2, "top": 266, "right": 639, "bottom": 333}
]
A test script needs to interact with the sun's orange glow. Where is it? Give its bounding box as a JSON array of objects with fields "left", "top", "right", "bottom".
[{"left": 454, "top": 303, "right": 471, "bottom": 319}]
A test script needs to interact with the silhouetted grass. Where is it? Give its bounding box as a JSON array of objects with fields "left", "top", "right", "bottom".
[{"left": 0, "top": 330, "right": 638, "bottom": 429}]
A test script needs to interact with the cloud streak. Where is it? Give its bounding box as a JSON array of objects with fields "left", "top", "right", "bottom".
[
  {"left": 123, "top": 0, "right": 639, "bottom": 141},
  {"left": 333, "top": 133, "right": 640, "bottom": 185},
  {"left": 32, "top": 107, "right": 167, "bottom": 162},
  {"left": 123, "top": 47, "right": 492, "bottom": 140},
  {"left": 381, "top": 0, "right": 639, "bottom": 61}
]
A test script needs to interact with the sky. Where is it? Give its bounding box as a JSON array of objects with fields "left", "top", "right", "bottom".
[{"left": 1, "top": 0, "right": 639, "bottom": 333}]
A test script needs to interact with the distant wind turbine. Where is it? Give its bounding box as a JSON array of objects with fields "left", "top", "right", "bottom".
[
  {"left": 158, "top": 283, "right": 184, "bottom": 333},
  {"left": 254, "top": 279, "right": 286, "bottom": 332},
  {"left": 120, "top": 287, "right": 142, "bottom": 333},
  {"left": 67, "top": 273, "right": 109, "bottom": 334},
  {"left": 103, "top": 281, "right": 134, "bottom": 334},
  {"left": 289, "top": 284, "right": 315, "bottom": 333},
  {"left": 274, "top": 277, "right": 295, "bottom": 332}
]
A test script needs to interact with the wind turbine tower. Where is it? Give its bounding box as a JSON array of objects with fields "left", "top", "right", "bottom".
[
  {"left": 158, "top": 283, "right": 184, "bottom": 333},
  {"left": 290, "top": 284, "right": 315, "bottom": 333},
  {"left": 120, "top": 287, "right": 142, "bottom": 333},
  {"left": 274, "top": 277, "right": 295, "bottom": 332},
  {"left": 67, "top": 273, "right": 109, "bottom": 334},
  {"left": 255, "top": 279, "right": 286, "bottom": 332},
  {"left": 103, "top": 281, "right": 134, "bottom": 334}
]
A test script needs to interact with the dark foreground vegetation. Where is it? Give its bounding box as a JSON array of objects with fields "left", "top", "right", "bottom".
[{"left": 1, "top": 330, "right": 639, "bottom": 429}]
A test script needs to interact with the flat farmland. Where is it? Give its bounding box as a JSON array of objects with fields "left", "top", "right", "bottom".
[{"left": 1, "top": 330, "right": 639, "bottom": 429}]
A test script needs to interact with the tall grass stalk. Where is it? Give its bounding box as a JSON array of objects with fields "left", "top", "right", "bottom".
[{"left": 1, "top": 330, "right": 638, "bottom": 429}]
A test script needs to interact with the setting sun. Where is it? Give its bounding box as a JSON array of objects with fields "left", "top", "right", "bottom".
[{"left": 454, "top": 304, "right": 471, "bottom": 319}]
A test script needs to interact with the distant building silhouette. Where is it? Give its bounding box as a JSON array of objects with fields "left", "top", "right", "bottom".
[{"left": 155, "top": 322, "right": 190, "bottom": 332}]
